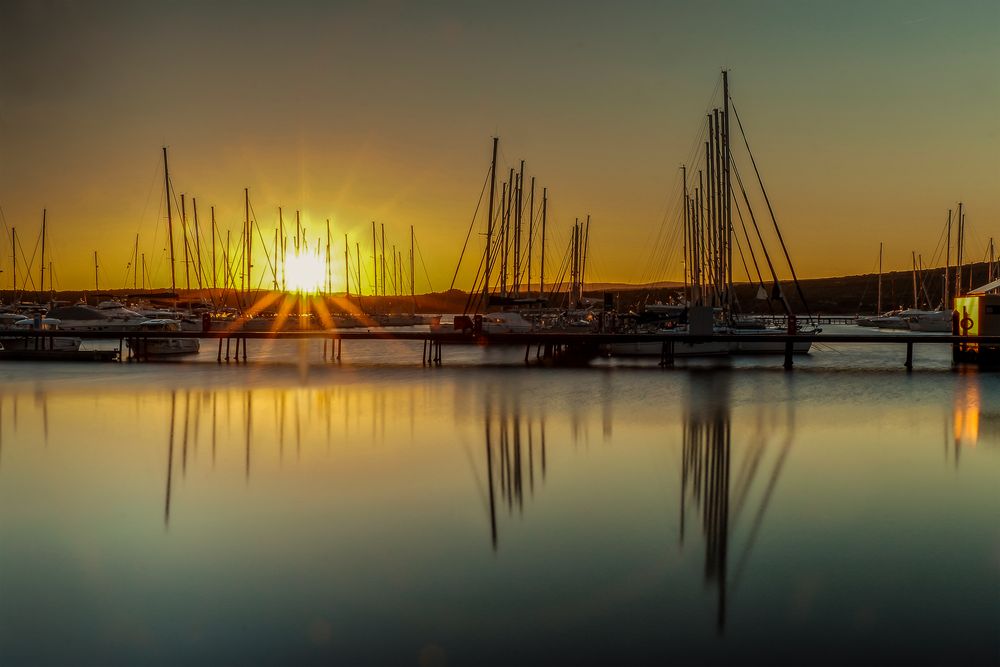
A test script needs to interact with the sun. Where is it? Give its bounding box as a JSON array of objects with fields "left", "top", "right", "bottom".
[{"left": 284, "top": 250, "right": 326, "bottom": 293}]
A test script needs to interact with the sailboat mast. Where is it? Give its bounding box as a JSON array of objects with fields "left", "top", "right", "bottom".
[
  {"left": 410, "top": 225, "right": 415, "bottom": 303},
  {"left": 911, "top": 250, "right": 918, "bottom": 309},
  {"left": 133, "top": 233, "right": 139, "bottom": 291},
  {"left": 163, "top": 147, "right": 176, "bottom": 292},
  {"left": 181, "top": 194, "right": 190, "bottom": 291},
  {"left": 716, "top": 108, "right": 725, "bottom": 303},
  {"left": 709, "top": 111, "right": 719, "bottom": 304},
  {"left": 39, "top": 209, "right": 46, "bottom": 297},
  {"left": 244, "top": 188, "right": 250, "bottom": 300},
  {"left": 698, "top": 171, "right": 705, "bottom": 304},
  {"left": 371, "top": 221, "right": 377, "bottom": 297},
  {"left": 989, "top": 238, "right": 995, "bottom": 284},
  {"left": 528, "top": 176, "right": 535, "bottom": 298},
  {"left": 571, "top": 219, "right": 579, "bottom": 305},
  {"left": 211, "top": 206, "right": 217, "bottom": 291},
  {"left": 278, "top": 207, "right": 284, "bottom": 291},
  {"left": 10, "top": 227, "right": 15, "bottom": 296},
  {"left": 484, "top": 137, "right": 498, "bottom": 308},
  {"left": 682, "top": 165, "right": 689, "bottom": 299},
  {"left": 704, "top": 128, "right": 715, "bottom": 305},
  {"left": 945, "top": 209, "right": 951, "bottom": 307},
  {"left": 273, "top": 229, "right": 279, "bottom": 290},
  {"left": 918, "top": 254, "right": 931, "bottom": 307},
  {"left": 344, "top": 234, "right": 350, "bottom": 297},
  {"left": 507, "top": 168, "right": 513, "bottom": 294},
  {"left": 723, "top": 69, "right": 733, "bottom": 316},
  {"left": 193, "top": 198, "right": 202, "bottom": 289},
  {"left": 956, "top": 202, "right": 964, "bottom": 297},
  {"left": 500, "top": 181, "right": 508, "bottom": 297},
  {"left": 540, "top": 187, "right": 547, "bottom": 298},
  {"left": 380, "top": 223, "right": 386, "bottom": 297},
  {"left": 94, "top": 251, "right": 99, "bottom": 292},
  {"left": 326, "top": 220, "right": 332, "bottom": 295},
  {"left": 515, "top": 161, "right": 524, "bottom": 295}
]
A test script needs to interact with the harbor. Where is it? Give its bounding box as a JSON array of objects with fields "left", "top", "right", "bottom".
[{"left": 1, "top": 2, "right": 998, "bottom": 666}]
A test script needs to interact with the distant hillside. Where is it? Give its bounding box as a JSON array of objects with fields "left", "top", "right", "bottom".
[
  {"left": 586, "top": 262, "right": 994, "bottom": 315},
  {"left": 581, "top": 281, "right": 682, "bottom": 291},
  {"left": 0, "top": 263, "right": 992, "bottom": 315}
]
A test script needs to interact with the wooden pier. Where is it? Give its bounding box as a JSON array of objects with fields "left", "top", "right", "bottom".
[
  {"left": 3, "top": 329, "right": 999, "bottom": 370},
  {"left": 0, "top": 348, "right": 120, "bottom": 362}
]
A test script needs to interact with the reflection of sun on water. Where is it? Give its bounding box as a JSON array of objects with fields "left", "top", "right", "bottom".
[{"left": 284, "top": 251, "right": 326, "bottom": 294}]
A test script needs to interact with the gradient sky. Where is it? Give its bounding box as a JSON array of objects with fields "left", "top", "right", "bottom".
[{"left": 0, "top": 0, "right": 997, "bottom": 292}]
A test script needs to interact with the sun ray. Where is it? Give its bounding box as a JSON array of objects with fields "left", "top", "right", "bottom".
[
  {"left": 271, "top": 293, "right": 299, "bottom": 332},
  {"left": 311, "top": 296, "right": 336, "bottom": 331},
  {"left": 226, "top": 290, "right": 283, "bottom": 333}
]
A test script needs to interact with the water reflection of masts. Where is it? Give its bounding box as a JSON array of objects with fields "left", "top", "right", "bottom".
[
  {"left": 482, "top": 406, "right": 548, "bottom": 551},
  {"left": 212, "top": 393, "right": 217, "bottom": 465},
  {"left": 245, "top": 391, "right": 252, "bottom": 480},
  {"left": 182, "top": 392, "right": 190, "bottom": 474},
  {"left": 164, "top": 391, "right": 176, "bottom": 527},
  {"left": 679, "top": 375, "right": 794, "bottom": 634},
  {"left": 680, "top": 388, "right": 730, "bottom": 632}
]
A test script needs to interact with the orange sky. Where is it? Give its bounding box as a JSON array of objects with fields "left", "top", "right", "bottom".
[{"left": 0, "top": 1, "right": 997, "bottom": 293}]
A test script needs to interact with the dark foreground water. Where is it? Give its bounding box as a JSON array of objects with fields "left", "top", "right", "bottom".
[{"left": 0, "top": 331, "right": 998, "bottom": 665}]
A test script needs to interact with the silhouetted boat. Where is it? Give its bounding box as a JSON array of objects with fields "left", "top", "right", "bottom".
[{"left": 126, "top": 320, "right": 200, "bottom": 356}]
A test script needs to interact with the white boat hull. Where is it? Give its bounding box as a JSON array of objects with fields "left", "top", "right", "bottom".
[
  {"left": 609, "top": 328, "right": 812, "bottom": 358},
  {"left": 127, "top": 338, "right": 201, "bottom": 356},
  {"left": 907, "top": 312, "right": 952, "bottom": 332},
  {"left": 0, "top": 336, "right": 82, "bottom": 352}
]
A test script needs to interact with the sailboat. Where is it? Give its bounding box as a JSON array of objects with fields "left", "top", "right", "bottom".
[
  {"left": 856, "top": 242, "right": 937, "bottom": 329},
  {"left": 907, "top": 206, "right": 964, "bottom": 332},
  {"left": 610, "top": 70, "right": 815, "bottom": 358},
  {"left": 0, "top": 312, "right": 82, "bottom": 351}
]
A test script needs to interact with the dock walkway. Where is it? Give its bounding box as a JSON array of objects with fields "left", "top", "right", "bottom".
[{"left": 2, "top": 329, "right": 997, "bottom": 370}]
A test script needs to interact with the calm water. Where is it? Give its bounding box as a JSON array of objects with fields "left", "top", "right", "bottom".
[{"left": 1, "top": 330, "right": 998, "bottom": 665}]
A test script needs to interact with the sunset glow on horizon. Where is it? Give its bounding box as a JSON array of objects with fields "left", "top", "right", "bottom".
[{"left": 0, "top": 0, "right": 997, "bottom": 292}]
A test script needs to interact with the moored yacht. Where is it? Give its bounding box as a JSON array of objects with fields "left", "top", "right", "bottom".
[
  {"left": 46, "top": 304, "right": 147, "bottom": 331},
  {"left": 857, "top": 308, "right": 923, "bottom": 330},
  {"left": 0, "top": 314, "right": 82, "bottom": 351},
  {"left": 126, "top": 319, "right": 200, "bottom": 357},
  {"left": 482, "top": 311, "right": 533, "bottom": 333},
  {"left": 906, "top": 309, "right": 953, "bottom": 332}
]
